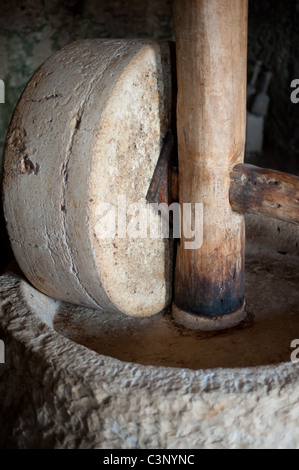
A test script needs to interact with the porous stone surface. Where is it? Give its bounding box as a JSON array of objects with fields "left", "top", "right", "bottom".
[
  {"left": 2, "top": 39, "right": 174, "bottom": 317},
  {"left": 0, "top": 244, "right": 298, "bottom": 449},
  {"left": 49, "top": 213, "right": 299, "bottom": 373}
]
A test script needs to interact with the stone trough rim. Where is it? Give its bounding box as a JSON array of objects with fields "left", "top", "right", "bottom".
[{"left": 0, "top": 271, "right": 298, "bottom": 397}]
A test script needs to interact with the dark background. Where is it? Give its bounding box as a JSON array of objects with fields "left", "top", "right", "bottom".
[{"left": 0, "top": 0, "right": 298, "bottom": 272}]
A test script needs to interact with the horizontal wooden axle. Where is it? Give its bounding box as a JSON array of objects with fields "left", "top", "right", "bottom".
[
  {"left": 150, "top": 154, "right": 299, "bottom": 227},
  {"left": 229, "top": 164, "right": 299, "bottom": 225}
]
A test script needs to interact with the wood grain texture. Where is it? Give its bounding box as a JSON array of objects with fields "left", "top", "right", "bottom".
[
  {"left": 172, "top": 0, "right": 248, "bottom": 319},
  {"left": 230, "top": 164, "right": 299, "bottom": 225}
]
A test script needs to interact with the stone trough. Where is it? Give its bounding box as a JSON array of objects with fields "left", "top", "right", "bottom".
[{"left": 0, "top": 213, "right": 298, "bottom": 449}]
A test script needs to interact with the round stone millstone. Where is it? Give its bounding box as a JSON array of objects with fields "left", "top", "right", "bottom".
[{"left": 2, "top": 39, "right": 174, "bottom": 317}]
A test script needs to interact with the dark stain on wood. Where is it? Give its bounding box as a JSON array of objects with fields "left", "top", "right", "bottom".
[
  {"left": 174, "top": 235, "right": 245, "bottom": 317},
  {"left": 230, "top": 163, "right": 299, "bottom": 225}
]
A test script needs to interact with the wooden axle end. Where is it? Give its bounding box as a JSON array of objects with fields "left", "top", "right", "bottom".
[{"left": 171, "top": 301, "right": 247, "bottom": 332}]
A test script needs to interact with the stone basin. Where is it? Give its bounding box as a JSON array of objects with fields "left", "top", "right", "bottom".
[{"left": 0, "top": 213, "right": 298, "bottom": 449}]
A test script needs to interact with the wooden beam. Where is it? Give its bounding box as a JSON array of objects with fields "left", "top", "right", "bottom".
[
  {"left": 172, "top": 0, "right": 248, "bottom": 330},
  {"left": 230, "top": 164, "right": 299, "bottom": 225}
]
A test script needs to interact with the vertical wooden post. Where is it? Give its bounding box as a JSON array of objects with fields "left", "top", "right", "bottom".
[{"left": 172, "top": 0, "right": 248, "bottom": 330}]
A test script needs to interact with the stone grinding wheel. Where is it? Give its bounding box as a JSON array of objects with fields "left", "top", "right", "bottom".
[{"left": 2, "top": 39, "right": 175, "bottom": 317}]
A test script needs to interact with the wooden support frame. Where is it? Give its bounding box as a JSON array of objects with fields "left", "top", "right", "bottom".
[
  {"left": 171, "top": 0, "right": 248, "bottom": 330},
  {"left": 230, "top": 164, "right": 299, "bottom": 226},
  {"left": 148, "top": 1, "right": 298, "bottom": 332}
]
